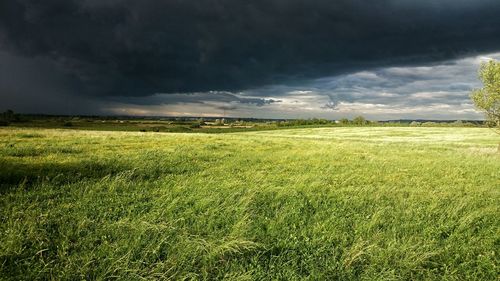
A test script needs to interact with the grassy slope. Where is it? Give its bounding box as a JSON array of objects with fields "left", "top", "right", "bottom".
[{"left": 0, "top": 127, "right": 498, "bottom": 280}]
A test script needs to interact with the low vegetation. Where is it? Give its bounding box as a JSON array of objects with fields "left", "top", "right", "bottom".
[
  {"left": 0, "top": 111, "right": 486, "bottom": 134},
  {"left": 1, "top": 127, "right": 498, "bottom": 280}
]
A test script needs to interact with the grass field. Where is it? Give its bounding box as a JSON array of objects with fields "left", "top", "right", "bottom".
[{"left": 0, "top": 127, "right": 499, "bottom": 280}]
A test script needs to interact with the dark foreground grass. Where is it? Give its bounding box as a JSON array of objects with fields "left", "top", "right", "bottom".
[{"left": 0, "top": 127, "right": 499, "bottom": 280}]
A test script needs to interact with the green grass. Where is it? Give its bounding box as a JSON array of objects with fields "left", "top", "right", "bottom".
[{"left": 0, "top": 127, "right": 499, "bottom": 280}]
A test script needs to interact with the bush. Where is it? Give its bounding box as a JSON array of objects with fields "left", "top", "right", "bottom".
[
  {"left": 190, "top": 122, "right": 202, "bottom": 129},
  {"left": 63, "top": 122, "right": 73, "bottom": 127}
]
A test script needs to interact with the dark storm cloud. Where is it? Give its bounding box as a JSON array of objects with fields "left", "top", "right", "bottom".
[
  {"left": 0, "top": 51, "right": 102, "bottom": 114},
  {"left": 1, "top": 0, "right": 500, "bottom": 102}
]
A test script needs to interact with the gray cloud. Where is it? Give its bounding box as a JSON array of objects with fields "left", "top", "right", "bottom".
[
  {"left": 110, "top": 91, "right": 280, "bottom": 107},
  {"left": 197, "top": 53, "right": 497, "bottom": 120},
  {"left": 106, "top": 52, "right": 496, "bottom": 120}
]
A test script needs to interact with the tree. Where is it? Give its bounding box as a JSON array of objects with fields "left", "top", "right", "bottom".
[
  {"left": 0, "top": 109, "right": 18, "bottom": 125},
  {"left": 471, "top": 60, "right": 500, "bottom": 151},
  {"left": 338, "top": 118, "right": 350, "bottom": 125},
  {"left": 471, "top": 61, "right": 500, "bottom": 129},
  {"left": 352, "top": 115, "right": 367, "bottom": 125}
]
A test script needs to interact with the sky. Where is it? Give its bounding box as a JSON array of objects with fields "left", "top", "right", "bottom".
[{"left": 1, "top": 0, "right": 500, "bottom": 120}]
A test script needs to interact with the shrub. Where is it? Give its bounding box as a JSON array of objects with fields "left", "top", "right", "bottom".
[{"left": 190, "top": 122, "right": 202, "bottom": 129}]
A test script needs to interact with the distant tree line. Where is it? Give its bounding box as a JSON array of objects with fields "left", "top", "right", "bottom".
[
  {"left": 409, "top": 120, "right": 478, "bottom": 127},
  {"left": 276, "top": 116, "right": 370, "bottom": 127},
  {"left": 276, "top": 118, "right": 333, "bottom": 127},
  {"left": 0, "top": 111, "right": 489, "bottom": 129}
]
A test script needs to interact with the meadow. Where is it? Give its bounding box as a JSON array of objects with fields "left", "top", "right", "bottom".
[{"left": 0, "top": 126, "right": 499, "bottom": 280}]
